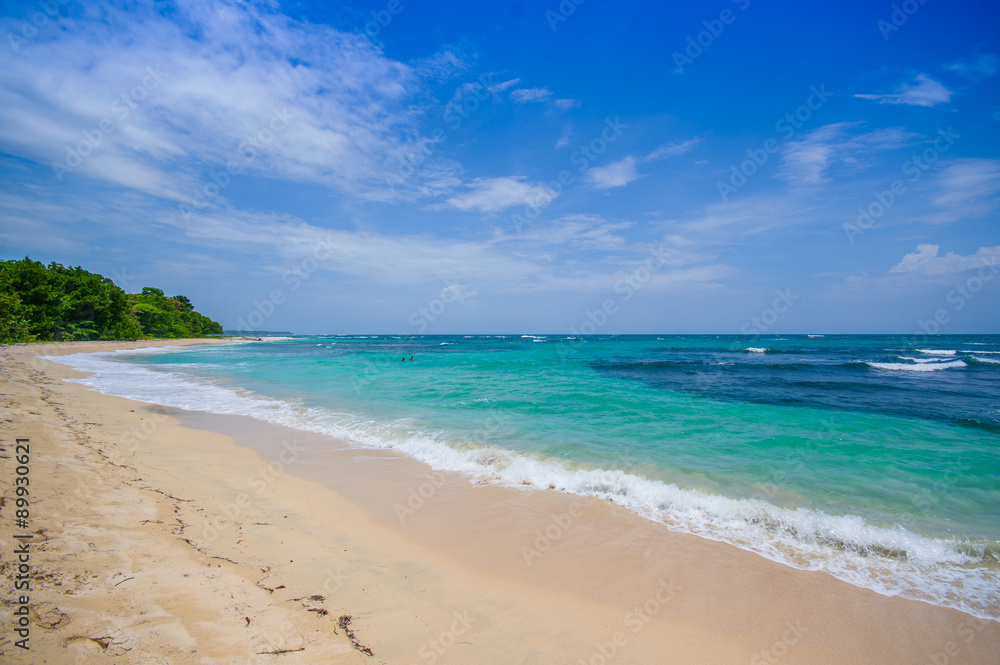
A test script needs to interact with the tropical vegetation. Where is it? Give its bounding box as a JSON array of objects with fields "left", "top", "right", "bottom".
[{"left": 0, "top": 257, "right": 222, "bottom": 344}]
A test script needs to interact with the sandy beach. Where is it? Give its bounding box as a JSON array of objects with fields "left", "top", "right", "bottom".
[{"left": 1, "top": 339, "right": 998, "bottom": 664}]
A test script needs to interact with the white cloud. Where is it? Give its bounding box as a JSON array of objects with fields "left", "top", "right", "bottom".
[
  {"left": 854, "top": 74, "right": 952, "bottom": 107},
  {"left": 488, "top": 78, "right": 521, "bottom": 94},
  {"left": 0, "top": 1, "right": 457, "bottom": 204},
  {"left": 553, "top": 98, "right": 581, "bottom": 110},
  {"left": 889, "top": 244, "right": 1000, "bottom": 276},
  {"left": 780, "top": 122, "right": 912, "bottom": 185},
  {"left": 156, "top": 205, "right": 539, "bottom": 286},
  {"left": 680, "top": 192, "right": 822, "bottom": 237},
  {"left": 443, "top": 76, "right": 521, "bottom": 120},
  {"left": 494, "top": 214, "right": 633, "bottom": 248},
  {"left": 411, "top": 49, "right": 470, "bottom": 81},
  {"left": 555, "top": 125, "right": 574, "bottom": 149},
  {"left": 585, "top": 156, "right": 640, "bottom": 189},
  {"left": 925, "top": 158, "right": 1000, "bottom": 223},
  {"left": 946, "top": 54, "right": 998, "bottom": 79},
  {"left": 510, "top": 87, "right": 552, "bottom": 103},
  {"left": 582, "top": 137, "right": 701, "bottom": 190},
  {"left": 644, "top": 138, "right": 702, "bottom": 162},
  {"left": 444, "top": 176, "right": 557, "bottom": 214}
]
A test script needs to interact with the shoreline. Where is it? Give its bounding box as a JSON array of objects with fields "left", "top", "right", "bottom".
[{"left": 2, "top": 339, "right": 998, "bottom": 663}]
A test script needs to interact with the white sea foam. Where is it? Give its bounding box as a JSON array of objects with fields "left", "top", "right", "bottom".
[
  {"left": 42, "top": 349, "right": 1000, "bottom": 622},
  {"left": 807, "top": 334, "right": 825, "bottom": 338},
  {"left": 917, "top": 349, "right": 957, "bottom": 356},
  {"left": 746, "top": 347, "right": 768, "bottom": 353},
  {"left": 973, "top": 356, "right": 1000, "bottom": 364},
  {"left": 899, "top": 356, "right": 951, "bottom": 364},
  {"left": 867, "top": 360, "right": 967, "bottom": 372}
]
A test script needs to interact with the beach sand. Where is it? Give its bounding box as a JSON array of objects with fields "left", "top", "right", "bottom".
[{"left": 1, "top": 339, "right": 998, "bottom": 664}]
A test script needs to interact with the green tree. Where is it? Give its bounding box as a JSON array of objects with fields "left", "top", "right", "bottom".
[
  {"left": 0, "top": 258, "right": 220, "bottom": 342},
  {"left": 0, "top": 292, "right": 33, "bottom": 344},
  {"left": 128, "top": 288, "right": 222, "bottom": 338}
]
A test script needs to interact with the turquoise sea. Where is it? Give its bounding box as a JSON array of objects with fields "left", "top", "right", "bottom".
[{"left": 48, "top": 335, "right": 1000, "bottom": 620}]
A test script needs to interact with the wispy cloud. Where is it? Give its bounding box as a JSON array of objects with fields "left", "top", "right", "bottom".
[
  {"left": 644, "top": 138, "right": 702, "bottom": 161},
  {"left": 946, "top": 54, "right": 998, "bottom": 79},
  {"left": 510, "top": 87, "right": 552, "bottom": 103},
  {"left": 170, "top": 206, "right": 541, "bottom": 287},
  {"left": 0, "top": 1, "right": 451, "bottom": 204},
  {"left": 780, "top": 122, "right": 912, "bottom": 185},
  {"left": 494, "top": 214, "right": 633, "bottom": 248},
  {"left": 411, "top": 48, "right": 471, "bottom": 81},
  {"left": 680, "top": 192, "right": 820, "bottom": 236},
  {"left": 552, "top": 98, "right": 582, "bottom": 110},
  {"left": 924, "top": 158, "right": 1000, "bottom": 223},
  {"left": 583, "top": 137, "right": 702, "bottom": 190},
  {"left": 889, "top": 243, "right": 1000, "bottom": 276},
  {"left": 444, "top": 176, "right": 557, "bottom": 214},
  {"left": 854, "top": 73, "right": 952, "bottom": 107},
  {"left": 488, "top": 78, "right": 521, "bottom": 93},
  {"left": 555, "top": 125, "right": 574, "bottom": 149}
]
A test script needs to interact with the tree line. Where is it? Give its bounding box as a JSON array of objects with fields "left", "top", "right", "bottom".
[{"left": 0, "top": 257, "right": 223, "bottom": 343}]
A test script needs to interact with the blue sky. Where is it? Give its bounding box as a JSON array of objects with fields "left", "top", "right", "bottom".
[{"left": 1, "top": 0, "right": 998, "bottom": 334}]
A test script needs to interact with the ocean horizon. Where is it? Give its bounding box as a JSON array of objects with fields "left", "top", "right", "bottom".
[{"left": 47, "top": 333, "right": 1000, "bottom": 622}]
